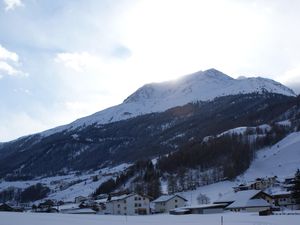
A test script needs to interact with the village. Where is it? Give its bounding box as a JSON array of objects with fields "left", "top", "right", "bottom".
[{"left": 1, "top": 174, "right": 299, "bottom": 217}]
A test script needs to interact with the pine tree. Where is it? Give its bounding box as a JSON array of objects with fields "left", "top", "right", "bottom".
[{"left": 292, "top": 169, "right": 300, "bottom": 204}]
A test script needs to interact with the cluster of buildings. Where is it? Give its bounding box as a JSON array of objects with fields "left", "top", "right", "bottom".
[{"left": 0, "top": 176, "right": 298, "bottom": 216}]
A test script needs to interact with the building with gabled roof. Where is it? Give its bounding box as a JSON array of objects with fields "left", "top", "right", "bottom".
[
  {"left": 152, "top": 194, "right": 187, "bottom": 213},
  {"left": 214, "top": 190, "right": 273, "bottom": 212},
  {"left": 104, "top": 193, "right": 150, "bottom": 215}
]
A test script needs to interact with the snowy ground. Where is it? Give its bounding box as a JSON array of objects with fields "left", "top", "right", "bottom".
[
  {"left": 241, "top": 131, "right": 300, "bottom": 180},
  {"left": 0, "top": 212, "right": 299, "bottom": 225}
]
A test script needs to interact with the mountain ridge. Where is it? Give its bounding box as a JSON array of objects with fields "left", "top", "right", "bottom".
[{"left": 39, "top": 68, "right": 295, "bottom": 138}]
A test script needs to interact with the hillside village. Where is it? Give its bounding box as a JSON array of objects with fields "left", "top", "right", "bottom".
[{"left": 1, "top": 172, "right": 299, "bottom": 217}]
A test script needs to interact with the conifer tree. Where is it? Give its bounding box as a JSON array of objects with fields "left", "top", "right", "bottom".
[{"left": 292, "top": 169, "right": 300, "bottom": 204}]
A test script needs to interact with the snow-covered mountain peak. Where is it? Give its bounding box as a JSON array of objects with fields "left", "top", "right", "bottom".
[
  {"left": 195, "top": 68, "right": 233, "bottom": 81},
  {"left": 42, "top": 69, "right": 296, "bottom": 136},
  {"left": 124, "top": 69, "right": 233, "bottom": 104}
]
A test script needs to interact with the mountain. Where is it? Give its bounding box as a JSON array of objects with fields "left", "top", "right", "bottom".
[
  {"left": 0, "top": 93, "right": 298, "bottom": 178},
  {"left": 43, "top": 69, "right": 296, "bottom": 136},
  {"left": 0, "top": 69, "right": 298, "bottom": 179}
]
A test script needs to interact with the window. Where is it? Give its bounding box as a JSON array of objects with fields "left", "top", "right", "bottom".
[
  {"left": 139, "top": 203, "right": 141, "bottom": 207},
  {"left": 175, "top": 199, "right": 178, "bottom": 203},
  {"left": 135, "top": 203, "right": 138, "bottom": 207},
  {"left": 138, "top": 197, "right": 141, "bottom": 200},
  {"left": 124, "top": 200, "right": 126, "bottom": 203},
  {"left": 117, "top": 204, "right": 120, "bottom": 208},
  {"left": 124, "top": 207, "right": 127, "bottom": 210},
  {"left": 135, "top": 197, "right": 138, "bottom": 200},
  {"left": 175, "top": 205, "right": 178, "bottom": 208}
]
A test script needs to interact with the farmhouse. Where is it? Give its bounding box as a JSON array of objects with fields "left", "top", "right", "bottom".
[
  {"left": 74, "top": 196, "right": 88, "bottom": 203},
  {"left": 233, "top": 177, "right": 277, "bottom": 192},
  {"left": 152, "top": 195, "right": 187, "bottom": 213},
  {"left": 272, "top": 191, "right": 298, "bottom": 210},
  {"left": 170, "top": 203, "right": 226, "bottom": 215},
  {"left": 214, "top": 190, "right": 272, "bottom": 212},
  {"left": 104, "top": 193, "right": 150, "bottom": 215},
  {"left": 0, "top": 203, "right": 15, "bottom": 212}
]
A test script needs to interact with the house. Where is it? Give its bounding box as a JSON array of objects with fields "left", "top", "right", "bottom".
[
  {"left": 0, "top": 203, "right": 15, "bottom": 212},
  {"left": 226, "top": 198, "right": 271, "bottom": 212},
  {"left": 104, "top": 193, "right": 150, "bottom": 215},
  {"left": 36, "top": 200, "right": 58, "bottom": 213},
  {"left": 152, "top": 195, "right": 187, "bottom": 213},
  {"left": 272, "top": 191, "right": 298, "bottom": 210},
  {"left": 170, "top": 203, "right": 226, "bottom": 215},
  {"left": 233, "top": 177, "right": 277, "bottom": 192},
  {"left": 75, "top": 196, "right": 88, "bottom": 203},
  {"left": 214, "top": 190, "right": 272, "bottom": 212}
]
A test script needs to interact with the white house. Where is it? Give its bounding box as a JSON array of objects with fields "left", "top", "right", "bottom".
[
  {"left": 104, "top": 193, "right": 150, "bottom": 215},
  {"left": 74, "top": 196, "right": 88, "bottom": 203},
  {"left": 152, "top": 195, "right": 187, "bottom": 213},
  {"left": 214, "top": 190, "right": 272, "bottom": 212},
  {"left": 226, "top": 198, "right": 271, "bottom": 212},
  {"left": 272, "top": 191, "right": 298, "bottom": 210},
  {"left": 170, "top": 203, "right": 226, "bottom": 215}
]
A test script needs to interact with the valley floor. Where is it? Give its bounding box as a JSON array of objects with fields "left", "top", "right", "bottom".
[{"left": 0, "top": 212, "right": 299, "bottom": 225}]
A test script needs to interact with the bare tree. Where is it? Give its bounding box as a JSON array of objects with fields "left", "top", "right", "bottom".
[{"left": 197, "top": 193, "right": 210, "bottom": 204}]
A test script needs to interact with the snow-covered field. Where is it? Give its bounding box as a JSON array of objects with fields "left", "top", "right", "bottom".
[{"left": 0, "top": 212, "right": 299, "bottom": 225}]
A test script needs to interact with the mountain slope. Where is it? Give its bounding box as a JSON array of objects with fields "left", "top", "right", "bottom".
[
  {"left": 43, "top": 69, "right": 296, "bottom": 136},
  {"left": 242, "top": 131, "right": 300, "bottom": 180},
  {"left": 0, "top": 93, "right": 297, "bottom": 177}
]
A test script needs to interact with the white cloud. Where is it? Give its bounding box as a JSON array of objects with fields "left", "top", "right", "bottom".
[
  {"left": 0, "top": 112, "right": 48, "bottom": 141},
  {"left": 55, "top": 52, "right": 104, "bottom": 72},
  {"left": 0, "top": 44, "right": 27, "bottom": 78},
  {"left": 3, "top": 0, "right": 23, "bottom": 11},
  {"left": 0, "top": 61, "right": 20, "bottom": 75},
  {"left": 277, "top": 66, "right": 300, "bottom": 94},
  {"left": 0, "top": 44, "right": 19, "bottom": 61}
]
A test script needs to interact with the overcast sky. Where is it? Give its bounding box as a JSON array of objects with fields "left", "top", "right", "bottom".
[{"left": 1, "top": 0, "right": 300, "bottom": 141}]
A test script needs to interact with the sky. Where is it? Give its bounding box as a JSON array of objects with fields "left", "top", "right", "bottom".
[{"left": 1, "top": 0, "right": 300, "bottom": 142}]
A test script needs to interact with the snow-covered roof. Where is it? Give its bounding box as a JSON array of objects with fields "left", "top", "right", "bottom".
[
  {"left": 60, "top": 208, "right": 96, "bottom": 214},
  {"left": 184, "top": 203, "right": 227, "bottom": 209},
  {"left": 108, "top": 193, "right": 149, "bottom": 202},
  {"left": 152, "top": 195, "right": 187, "bottom": 203},
  {"left": 215, "top": 190, "right": 261, "bottom": 203},
  {"left": 95, "top": 198, "right": 107, "bottom": 203},
  {"left": 58, "top": 203, "right": 79, "bottom": 210},
  {"left": 109, "top": 194, "right": 135, "bottom": 202},
  {"left": 272, "top": 191, "right": 291, "bottom": 196},
  {"left": 226, "top": 199, "right": 270, "bottom": 209}
]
